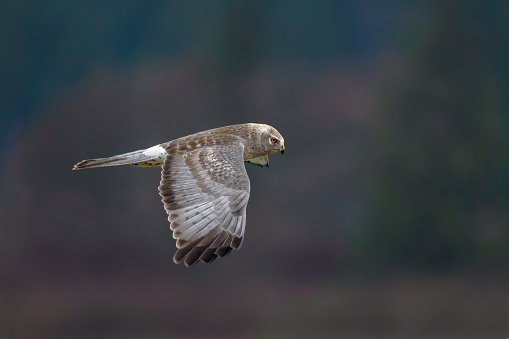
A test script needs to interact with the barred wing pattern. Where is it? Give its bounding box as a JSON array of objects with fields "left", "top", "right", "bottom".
[{"left": 158, "top": 134, "right": 251, "bottom": 266}]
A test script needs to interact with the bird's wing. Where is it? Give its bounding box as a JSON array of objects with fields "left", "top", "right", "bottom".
[{"left": 158, "top": 134, "right": 251, "bottom": 266}]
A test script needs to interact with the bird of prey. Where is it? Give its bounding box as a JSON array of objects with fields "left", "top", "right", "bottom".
[{"left": 73, "top": 123, "right": 285, "bottom": 266}]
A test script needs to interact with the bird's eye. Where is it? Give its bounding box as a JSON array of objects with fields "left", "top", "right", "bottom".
[{"left": 271, "top": 138, "right": 278, "bottom": 144}]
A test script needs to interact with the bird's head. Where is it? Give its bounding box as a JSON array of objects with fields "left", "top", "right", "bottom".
[{"left": 252, "top": 124, "right": 285, "bottom": 156}]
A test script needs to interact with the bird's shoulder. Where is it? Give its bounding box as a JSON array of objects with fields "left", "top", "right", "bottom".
[{"left": 163, "top": 130, "right": 247, "bottom": 155}]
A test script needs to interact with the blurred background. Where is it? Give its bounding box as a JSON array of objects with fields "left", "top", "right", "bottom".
[{"left": 1, "top": 1, "right": 509, "bottom": 338}]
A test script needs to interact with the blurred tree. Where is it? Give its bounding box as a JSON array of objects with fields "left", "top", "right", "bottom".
[
  {"left": 359, "top": 0, "right": 509, "bottom": 268},
  {"left": 192, "top": 1, "right": 264, "bottom": 122}
]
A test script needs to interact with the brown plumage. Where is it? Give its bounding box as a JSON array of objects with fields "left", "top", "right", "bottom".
[{"left": 73, "top": 123, "right": 285, "bottom": 266}]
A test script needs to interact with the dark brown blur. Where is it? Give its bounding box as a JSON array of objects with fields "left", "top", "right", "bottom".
[{"left": 1, "top": 1, "right": 509, "bottom": 338}]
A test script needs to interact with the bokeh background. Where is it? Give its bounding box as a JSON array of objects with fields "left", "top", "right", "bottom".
[{"left": 1, "top": 1, "right": 509, "bottom": 338}]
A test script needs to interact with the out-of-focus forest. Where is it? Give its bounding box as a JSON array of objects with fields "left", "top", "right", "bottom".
[{"left": 1, "top": 1, "right": 509, "bottom": 338}]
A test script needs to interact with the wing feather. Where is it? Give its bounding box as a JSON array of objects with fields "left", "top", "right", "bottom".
[
  {"left": 158, "top": 134, "right": 250, "bottom": 266},
  {"left": 229, "top": 192, "right": 250, "bottom": 214},
  {"left": 175, "top": 207, "right": 216, "bottom": 239},
  {"left": 179, "top": 214, "right": 217, "bottom": 241}
]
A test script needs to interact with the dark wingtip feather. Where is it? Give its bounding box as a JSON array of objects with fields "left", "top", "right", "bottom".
[
  {"left": 184, "top": 246, "right": 209, "bottom": 266},
  {"left": 204, "top": 254, "right": 217, "bottom": 263},
  {"left": 232, "top": 236, "right": 243, "bottom": 249},
  {"left": 200, "top": 248, "right": 218, "bottom": 263},
  {"left": 216, "top": 247, "right": 232, "bottom": 257},
  {"left": 173, "top": 230, "right": 243, "bottom": 266},
  {"left": 173, "top": 238, "right": 203, "bottom": 264}
]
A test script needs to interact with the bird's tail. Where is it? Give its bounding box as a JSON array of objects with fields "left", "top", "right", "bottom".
[{"left": 73, "top": 145, "right": 166, "bottom": 170}]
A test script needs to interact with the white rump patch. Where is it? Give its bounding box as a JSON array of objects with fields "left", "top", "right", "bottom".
[
  {"left": 143, "top": 145, "right": 166, "bottom": 159},
  {"left": 131, "top": 144, "right": 167, "bottom": 167},
  {"left": 247, "top": 155, "right": 269, "bottom": 168}
]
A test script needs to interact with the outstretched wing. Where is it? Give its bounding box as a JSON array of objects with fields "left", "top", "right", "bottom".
[{"left": 158, "top": 134, "right": 251, "bottom": 266}]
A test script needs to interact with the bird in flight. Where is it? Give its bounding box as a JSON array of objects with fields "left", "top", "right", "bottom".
[{"left": 74, "top": 123, "right": 285, "bottom": 266}]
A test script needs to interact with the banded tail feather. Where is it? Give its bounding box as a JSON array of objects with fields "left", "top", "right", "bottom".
[{"left": 73, "top": 145, "right": 167, "bottom": 170}]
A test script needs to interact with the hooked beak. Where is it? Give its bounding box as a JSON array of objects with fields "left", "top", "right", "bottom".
[{"left": 280, "top": 143, "right": 285, "bottom": 156}]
